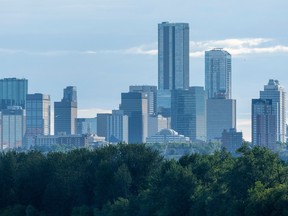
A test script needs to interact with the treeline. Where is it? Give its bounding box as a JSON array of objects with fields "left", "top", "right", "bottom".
[{"left": 0, "top": 144, "right": 288, "bottom": 216}]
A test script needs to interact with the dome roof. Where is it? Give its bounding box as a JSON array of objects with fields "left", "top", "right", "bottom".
[{"left": 158, "top": 128, "right": 178, "bottom": 136}]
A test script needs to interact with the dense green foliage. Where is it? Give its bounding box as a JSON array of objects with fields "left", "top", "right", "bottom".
[{"left": 0, "top": 144, "right": 288, "bottom": 215}]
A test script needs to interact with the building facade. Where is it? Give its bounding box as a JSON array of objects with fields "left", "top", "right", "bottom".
[
  {"left": 206, "top": 99, "right": 236, "bottom": 140},
  {"left": 259, "top": 79, "right": 286, "bottom": 143},
  {"left": 54, "top": 86, "right": 77, "bottom": 135},
  {"left": 25, "top": 94, "right": 51, "bottom": 148},
  {"left": 129, "top": 85, "right": 157, "bottom": 116},
  {"left": 158, "top": 22, "right": 189, "bottom": 117},
  {"left": 171, "top": 87, "right": 206, "bottom": 141},
  {"left": 221, "top": 128, "right": 243, "bottom": 155},
  {"left": 158, "top": 22, "right": 189, "bottom": 91},
  {"left": 0, "top": 78, "right": 28, "bottom": 110},
  {"left": 75, "top": 117, "right": 97, "bottom": 135},
  {"left": 120, "top": 92, "right": 148, "bottom": 144},
  {"left": 1, "top": 106, "right": 26, "bottom": 150},
  {"left": 205, "top": 49, "right": 231, "bottom": 99},
  {"left": 252, "top": 99, "right": 277, "bottom": 149}
]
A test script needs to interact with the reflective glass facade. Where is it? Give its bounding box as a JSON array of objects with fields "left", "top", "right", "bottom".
[{"left": 205, "top": 49, "right": 231, "bottom": 99}]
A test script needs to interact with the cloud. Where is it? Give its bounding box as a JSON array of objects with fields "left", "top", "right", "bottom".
[
  {"left": 78, "top": 108, "right": 112, "bottom": 118},
  {"left": 1, "top": 38, "right": 288, "bottom": 58}
]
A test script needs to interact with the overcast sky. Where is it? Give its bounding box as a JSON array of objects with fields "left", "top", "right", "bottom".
[{"left": 1, "top": 0, "right": 288, "bottom": 140}]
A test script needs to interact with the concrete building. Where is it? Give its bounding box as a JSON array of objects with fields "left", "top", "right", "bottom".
[
  {"left": 252, "top": 99, "right": 277, "bottom": 150},
  {"left": 260, "top": 79, "right": 286, "bottom": 143},
  {"left": 1, "top": 106, "right": 26, "bottom": 150},
  {"left": 205, "top": 49, "right": 231, "bottom": 99},
  {"left": 107, "top": 110, "right": 129, "bottom": 143},
  {"left": 54, "top": 86, "right": 77, "bottom": 135},
  {"left": 148, "top": 115, "right": 170, "bottom": 138}
]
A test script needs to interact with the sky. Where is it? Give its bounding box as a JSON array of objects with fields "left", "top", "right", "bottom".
[{"left": 1, "top": 0, "right": 288, "bottom": 140}]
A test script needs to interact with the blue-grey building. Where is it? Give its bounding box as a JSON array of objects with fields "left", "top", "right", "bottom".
[
  {"left": 0, "top": 78, "right": 28, "bottom": 110},
  {"left": 206, "top": 99, "right": 236, "bottom": 141},
  {"left": 76, "top": 117, "right": 97, "bottom": 135},
  {"left": 129, "top": 85, "right": 157, "bottom": 116},
  {"left": 120, "top": 92, "right": 148, "bottom": 144},
  {"left": 158, "top": 22, "right": 189, "bottom": 117},
  {"left": 54, "top": 86, "right": 77, "bottom": 135},
  {"left": 25, "top": 93, "right": 51, "bottom": 148},
  {"left": 171, "top": 87, "right": 206, "bottom": 141}
]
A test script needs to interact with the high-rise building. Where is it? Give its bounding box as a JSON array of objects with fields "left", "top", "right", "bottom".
[
  {"left": 97, "top": 113, "right": 111, "bottom": 139},
  {"left": 171, "top": 87, "right": 206, "bottom": 141},
  {"left": 0, "top": 78, "right": 28, "bottom": 110},
  {"left": 129, "top": 85, "right": 157, "bottom": 116},
  {"left": 107, "top": 110, "right": 129, "bottom": 143},
  {"left": 205, "top": 49, "right": 231, "bottom": 99},
  {"left": 120, "top": 92, "right": 148, "bottom": 144},
  {"left": 25, "top": 94, "right": 51, "bottom": 147},
  {"left": 260, "top": 79, "right": 286, "bottom": 143},
  {"left": 1, "top": 106, "right": 26, "bottom": 150},
  {"left": 148, "top": 115, "right": 169, "bottom": 138},
  {"left": 158, "top": 22, "right": 189, "bottom": 117},
  {"left": 158, "top": 22, "right": 189, "bottom": 90},
  {"left": 251, "top": 99, "right": 276, "bottom": 149},
  {"left": 206, "top": 99, "right": 236, "bottom": 140},
  {"left": 54, "top": 86, "right": 77, "bottom": 135},
  {"left": 75, "top": 117, "right": 97, "bottom": 135}
]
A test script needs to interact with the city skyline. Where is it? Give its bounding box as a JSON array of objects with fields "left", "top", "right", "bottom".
[{"left": 1, "top": 0, "right": 288, "bottom": 141}]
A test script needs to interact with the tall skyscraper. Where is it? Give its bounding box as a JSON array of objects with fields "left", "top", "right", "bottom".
[
  {"left": 158, "top": 22, "right": 189, "bottom": 117},
  {"left": 1, "top": 106, "right": 26, "bottom": 150},
  {"left": 158, "top": 22, "right": 189, "bottom": 91},
  {"left": 54, "top": 86, "right": 77, "bottom": 135},
  {"left": 205, "top": 49, "right": 231, "bottom": 99},
  {"left": 26, "top": 94, "right": 51, "bottom": 136},
  {"left": 251, "top": 99, "right": 276, "bottom": 149},
  {"left": 0, "top": 78, "right": 28, "bottom": 110},
  {"left": 171, "top": 87, "right": 206, "bottom": 141},
  {"left": 129, "top": 85, "right": 157, "bottom": 116},
  {"left": 120, "top": 92, "right": 148, "bottom": 144},
  {"left": 259, "top": 79, "right": 286, "bottom": 143}
]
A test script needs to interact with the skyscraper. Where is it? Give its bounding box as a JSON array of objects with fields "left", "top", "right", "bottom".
[
  {"left": 158, "top": 22, "right": 189, "bottom": 91},
  {"left": 206, "top": 99, "right": 236, "bottom": 140},
  {"left": 251, "top": 99, "right": 276, "bottom": 149},
  {"left": 259, "top": 79, "right": 286, "bottom": 143},
  {"left": 120, "top": 92, "right": 148, "bottom": 144},
  {"left": 171, "top": 87, "right": 206, "bottom": 141},
  {"left": 1, "top": 106, "right": 26, "bottom": 150},
  {"left": 129, "top": 85, "right": 157, "bottom": 116},
  {"left": 0, "top": 78, "right": 28, "bottom": 110},
  {"left": 158, "top": 22, "right": 189, "bottom": 117},
  {"left": 205, "top": 49, "right": 231, "bottom": 99},
  {"left": 26, "top": 94, "right": 51, "bottom": 136},
  {"left": 54, "top": 86, "right": 77, "bottom": 135}
]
